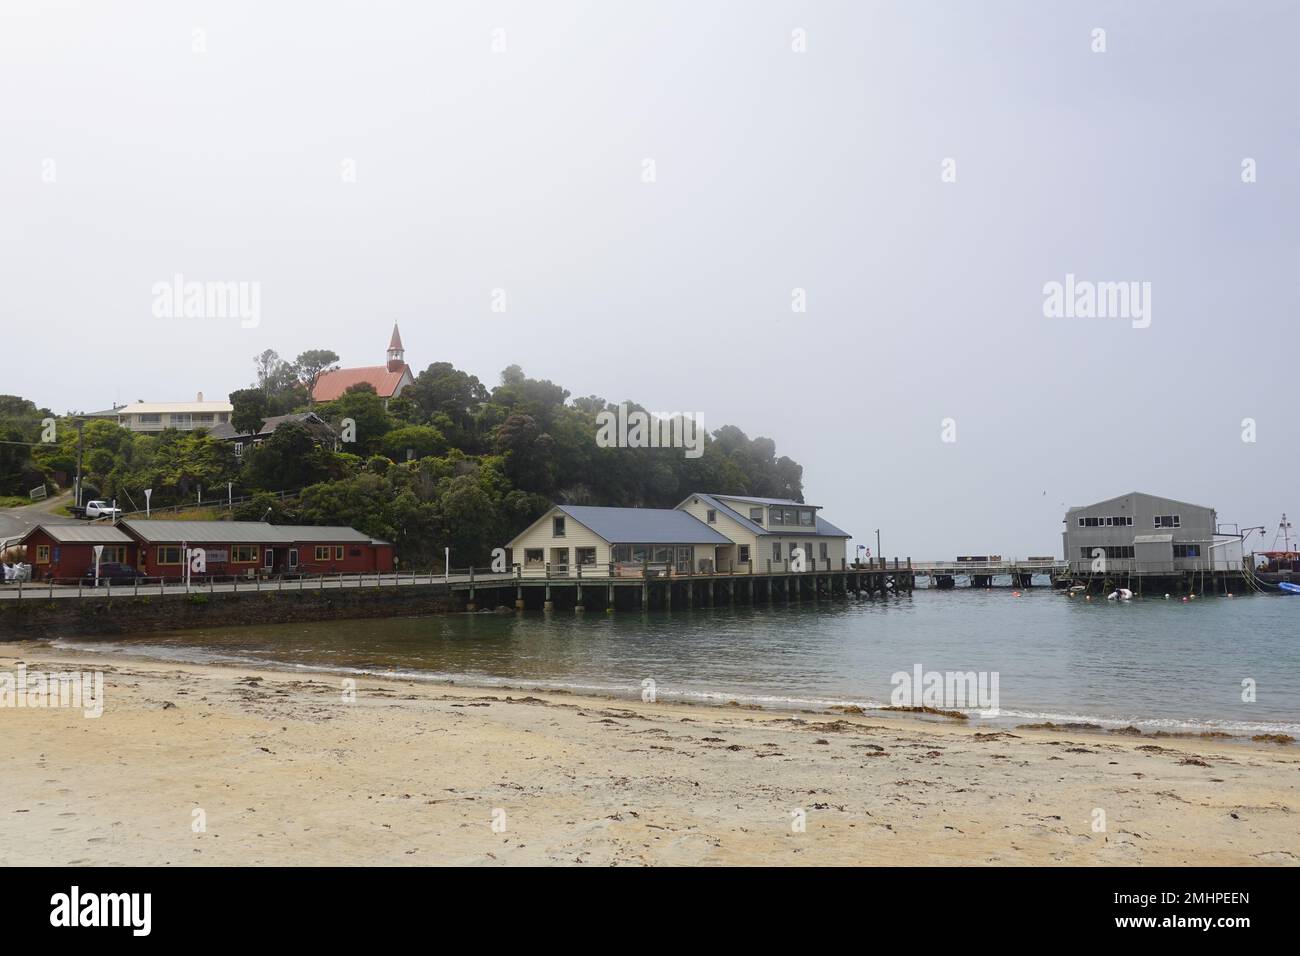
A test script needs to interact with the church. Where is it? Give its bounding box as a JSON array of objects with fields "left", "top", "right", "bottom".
[{"left": 311, "top": 324, "right": 414, "bottom": 403}]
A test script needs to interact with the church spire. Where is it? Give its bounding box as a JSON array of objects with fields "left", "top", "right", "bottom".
[{"left": 386, "top": 323, "right": 405, "bottom": 372}]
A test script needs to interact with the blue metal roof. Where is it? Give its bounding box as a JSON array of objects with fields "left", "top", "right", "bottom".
[{"left": 557, "top": 506, "right": 731, "bottom": 545}]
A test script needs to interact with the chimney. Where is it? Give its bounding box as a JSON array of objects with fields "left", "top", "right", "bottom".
[{"left": 196, "top": 391, "right": 204, "bottom": 402}]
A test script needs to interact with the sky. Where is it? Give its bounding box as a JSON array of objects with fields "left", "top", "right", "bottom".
[{"left": 2, "top": 0, "right": 1297, "bottom": 559}]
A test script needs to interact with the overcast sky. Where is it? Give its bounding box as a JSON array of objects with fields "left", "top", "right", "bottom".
[{"left": 2, "top": 0, "right": 1297, "bottom": 558}]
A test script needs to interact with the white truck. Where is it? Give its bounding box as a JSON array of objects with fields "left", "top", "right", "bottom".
[{"left": 73, "top": 500, "right": 123, "bottom": 520}]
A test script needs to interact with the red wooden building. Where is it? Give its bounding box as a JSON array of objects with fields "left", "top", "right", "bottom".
[
  {"left": 16, "top": 524, "right": 137, "bottom": 581},
  {"left": 118, "top": 519, "right": 394, "bottom": 579}
]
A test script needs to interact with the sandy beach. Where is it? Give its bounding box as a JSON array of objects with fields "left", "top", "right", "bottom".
[{"left": 2, "top": 642, "right": 1297, "bottom": 866}]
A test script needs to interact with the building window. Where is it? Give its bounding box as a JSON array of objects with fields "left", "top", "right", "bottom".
[
  {"left": 138, "top": 414, "right": 161, "bottom": 424},
  {"left": 798, "top": 510, "right": 814, "bottom": 527},
  {"left": 770, "top": 508, "right": 783, "bottom": 526},
  {"left": 772, "top": 542, "right": 782, "bottom": 561},
  {"left": 234, "top": 442, "right": 243, "bottom": 458},
  {"left": 706, "top": 509, "right": 716, "bottom": 524},
  {"left": 231, "top": 545, "right": 258, "bottom": 563},
  {"left": 553, "top": 516, "right": 566, "bottom": 537},
  {"left": 335, "top": 546, "right": 344, "bottom": 560},
  {"left": 576, "top": 547, "right": 596, "bottom": 565},
  {"left": 749, "top": 507, "right": 763, "bottom": 524},
  {"left": 99, "top": 546, "right": 127, "bottom": 563},
  {"left": 611, "top": 545, "right": 630, "bottom": 563},
  {"left": 739, "top": 545, "right": 750, "bottom": 563},
  {"left": 314, "top": 546, "right": 331, "bottom": 561},
  {"left": 1154, "top": 515, "right": 1181, "bottom": 529},
  {"left": 819, "top": 542, "right": 828, "bottom": 560},
  {"left": 157, "top": 546, "right": 182, "bottom": 565},
  {"left": 1173, "top": 544, "right": 1201, "bottom": 558},
  {"left": 36, "top": 545, "right": 50, "bottom": 564},
  {"left": 524, "top": 549, "right": 545, "bottom": 565},
  {"left": 1081, "top": 545, "right": 1136, "bottom": 559}
]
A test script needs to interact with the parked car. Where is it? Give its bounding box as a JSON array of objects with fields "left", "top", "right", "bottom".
[
  {"left": 71, "top": 500, "right": 122, "bottom": 520},
  {"left": 82, "top": 562, "right": 145, "bottom": 585}
]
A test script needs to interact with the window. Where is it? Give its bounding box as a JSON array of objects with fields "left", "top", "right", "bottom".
[
  {"left": 770, "top": 508, "right": 783, "bottom": 526},
  {"left": 706, "top": 509, "right": 716, "bottom": 524},
  {"left": 749, "top": 508, "right": 763, "bottom": 524},
  {"left": 783, "top": 507, "right": 798, "bottom": 525},
  {"left": 525, "top": 548, "right": 544, "bottom": 565},
  {"left": 314, "top": 546, "right": 331, "bottom": 561},
  {"left": 772, "top": 542, "right": 782, "bottom": 561},
  {"left": 157, "top": 546, "right": 182, "bottom": 565},
  {"left": 819, "top": 542, "right": 828, "bottom": 560},
  {"left": 1080, "top": 545, "right": 1135, "bottom": 559},
  {"left": 576, "top": 547, "right": 596, "bottom": 565},
  {"left": 1077, "top": 516, "right": 1131, "bottom": 528},
  {"left": 231, "top": 545, "right": 258, "bottom": 563},
  {"left": 1173, "top": 544, "right": 1201, "bottom": 558},
  {"left": 335, "top": 546, "right": 344, "bottom": 560},
  {"left": 798, "top": 510, "right": 814, "bottom": 527},
  {"left": 36, "top": 545, "right": 50, "bottom": 564},
  {"left": 553, "top": 516, "right": 566, "bottom": 537},
  {"left": 138, "top": 413, "right": 161, "bottom": 424},
  {"left": 738, "top": 545, "right": 750, "bottom": 563},
  {"left": 100, "top": 546, "right": 127, "bottom": 563},
  {"left": 611, "top": 545, "right": 630, "bottom": 563},
  {"left": 1154, "top": 515, "right": 1181, "bottom": 529}
]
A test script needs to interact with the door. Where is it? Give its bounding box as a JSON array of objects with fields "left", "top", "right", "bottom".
[
  {"left": 288, "top": 548, "right": 299, "bottom": 571},
  {"left": 675, "top": 546, "right": 692, "bottom": 573}
]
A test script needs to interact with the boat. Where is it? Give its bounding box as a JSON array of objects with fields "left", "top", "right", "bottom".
[
  {"left": 1280, "top": 582, "right": 1300, "bottom": 595},
  {"left": 1250, "top": 514, "right": 1298, "bottom": 591},
  {"left": 1106, "top": 588, "right": 1133, "bottom": 601}
]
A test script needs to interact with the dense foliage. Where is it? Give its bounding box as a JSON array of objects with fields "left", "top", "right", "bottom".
[{"left": 12, "top": 356, "right": 804, "bottom": 567}]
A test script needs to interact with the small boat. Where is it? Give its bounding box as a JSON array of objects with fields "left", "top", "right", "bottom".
[
  {"left": 1280, "top": 582, "right": 1300, "bottom": 595},
  {"left": 1107, "top": 588, "right": 1133, "bottom": 601}
]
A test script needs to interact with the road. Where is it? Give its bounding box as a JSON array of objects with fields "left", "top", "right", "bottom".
[{"left": 0, "top": 491, "right": 76, "bottom": 550}]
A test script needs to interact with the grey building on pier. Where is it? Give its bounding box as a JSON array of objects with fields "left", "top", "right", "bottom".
[{"left": 1063, "top": 492, "right": 1221, "bottom": 575}]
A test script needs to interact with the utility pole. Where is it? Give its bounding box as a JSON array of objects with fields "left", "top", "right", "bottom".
[
  {"left": 73, "top": 418, "right": 85, "bottom": 508},
  {"left": 875, "top": 528, "right": 882, "bottom": 563}
]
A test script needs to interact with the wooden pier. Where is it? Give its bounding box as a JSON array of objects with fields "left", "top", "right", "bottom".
[{"left": 457, "top": 559, "right": 916, "bottom": 613}]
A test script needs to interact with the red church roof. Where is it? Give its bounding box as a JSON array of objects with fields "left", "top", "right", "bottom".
[{"left": 312, "top": 365, "right": 410, "bottom": 402}]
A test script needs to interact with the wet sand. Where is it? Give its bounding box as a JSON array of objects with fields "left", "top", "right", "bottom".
[{"left": 2, "top": 644, "right": 1297, "bottom": 866}]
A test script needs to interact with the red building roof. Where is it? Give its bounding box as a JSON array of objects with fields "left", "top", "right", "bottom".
[{"left": 312, "top": 365, "right": 409, "bottom": 402}]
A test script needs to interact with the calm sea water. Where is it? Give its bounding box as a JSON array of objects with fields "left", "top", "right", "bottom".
[{"left": 51, "top": 589, "right": 1300, "bottom": 734}]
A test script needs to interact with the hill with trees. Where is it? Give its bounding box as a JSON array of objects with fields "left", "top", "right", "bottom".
[{"left": 11, "top": 355, "right": 805, "bottom": 568}]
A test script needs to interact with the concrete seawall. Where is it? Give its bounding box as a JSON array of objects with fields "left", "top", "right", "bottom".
[{"left": 1, "top": 584, "right": 461, "bottom": 639}]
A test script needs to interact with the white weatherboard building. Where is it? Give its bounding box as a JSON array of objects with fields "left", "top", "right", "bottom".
[
  {"left": 505, "top": 493, "right": 851, "bottom": 576},
  {"left": 93, "top": 393, "right": 234, "bottom": 433}
]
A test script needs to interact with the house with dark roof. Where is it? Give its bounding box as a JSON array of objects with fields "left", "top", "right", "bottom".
[
  {"left": 205, "top": 411, "right": 338, "bottom": 459},
  {"left": 310, "top": 324, "right": 414, "bottom": 404},
  {"left": 505, "top": 494, "right": 850, "bottom": 575}
]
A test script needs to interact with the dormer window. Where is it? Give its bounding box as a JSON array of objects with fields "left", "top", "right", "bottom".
[{"left": 749, "top": 507, "right": 763, "bottom": 524}]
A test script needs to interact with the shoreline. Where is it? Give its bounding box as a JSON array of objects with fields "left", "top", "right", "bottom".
[
  {"left": 3, "top": 642, "right": 1299, "bottom": 866},
  {"left": 29, "top": 636, "right": 1300, "bottom": 742}
]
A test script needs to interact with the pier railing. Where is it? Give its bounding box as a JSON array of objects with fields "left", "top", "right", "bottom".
[{"left": 0, "top": 557, "right": 915, "bottom": 601}]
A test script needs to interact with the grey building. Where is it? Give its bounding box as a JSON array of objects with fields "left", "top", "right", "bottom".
[{"left": 1063, "top": 492, "right": 1219, "bottom": 575}]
